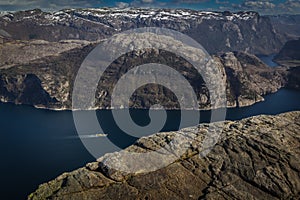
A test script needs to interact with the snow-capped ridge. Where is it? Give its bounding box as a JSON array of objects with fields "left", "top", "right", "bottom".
[{"left": 0, "top": 8, "right": 259, "bottom": 24}]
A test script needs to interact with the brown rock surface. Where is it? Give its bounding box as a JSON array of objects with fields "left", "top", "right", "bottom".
[
  {"left": 0, "top": 37, "right": 288, "bottom": 110},
  {"left": 29, "top": 111, "right": 300, "bottom": 199}
]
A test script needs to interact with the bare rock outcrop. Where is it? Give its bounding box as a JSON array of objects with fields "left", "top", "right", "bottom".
[{"left": 28, "top": 111, "right": 300, "bottom": 200}]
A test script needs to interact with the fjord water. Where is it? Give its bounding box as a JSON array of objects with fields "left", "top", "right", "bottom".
[
  {"left": 256, "top": 54, "right": 279, "bottom": 67},
  {"left": 1, "top": 88, "right": 300, "bottom": 199},
  {"left": 0, "top": 54, "right": 297, "bottom": 199}
]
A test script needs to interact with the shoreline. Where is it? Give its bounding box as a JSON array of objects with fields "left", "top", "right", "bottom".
[
  {"left": 9, "top": 86, "right": 295, "bottom": 112},
  {"left": 0, "top": 94, "right": 272, "bottom": 112}
]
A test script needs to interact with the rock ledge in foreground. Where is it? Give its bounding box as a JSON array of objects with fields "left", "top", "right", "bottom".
[{"left": 29, "top": 111, "right": 300, "bottom": 200}]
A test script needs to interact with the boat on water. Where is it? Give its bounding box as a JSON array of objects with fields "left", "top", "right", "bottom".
[
  {"left": 76, "top": 133, "right": 108, "bottom": 139},
  {"left": 95, "top": 133, "right": 108, "bottom": 137}
]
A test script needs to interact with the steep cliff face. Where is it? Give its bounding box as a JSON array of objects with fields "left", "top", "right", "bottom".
[
  {"left": 94, "top": 50, "right": 286, "bottom": 109},
  {"left": 0, "top": 40, "right": 97, "bottom": 109},
  {"left": 218, "top": 52, "right": 286, "bottom": 107},
  {"left": 28, "top": 111, "right": 300, "bottom": 200},
  {"left": 0, "top": 38, "right": 287, "bottom": 110},
  {"left": 0, "top": 74, "right": 57, "bottom": 105},
  {"left": 274, "top": 39, "right": 300, "bottom": 67},
  {"left": 0, "top": 8, "right": 284, "bottom": 54},
  {"left": 271, "top": 39, "right": 300, "bottom": 90},
  {"left": 286, "top": 67, "right": 300, "bottom": 90}
]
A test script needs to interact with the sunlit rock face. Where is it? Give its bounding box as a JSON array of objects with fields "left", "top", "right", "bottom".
[{"left": 28, "top": 111, "right": 300, "bottom": 200}]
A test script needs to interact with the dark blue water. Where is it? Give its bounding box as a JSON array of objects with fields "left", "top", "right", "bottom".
[
  {"left": 257, "top": 54, "right": 279, "bottom": 67},
  {"left": 1, "top": 89, "right": 300, "bottom": 199}
]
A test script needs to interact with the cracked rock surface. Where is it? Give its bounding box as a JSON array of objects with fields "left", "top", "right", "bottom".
[{"left": 29, "top": 111, "right": 300, "bottom": 199}]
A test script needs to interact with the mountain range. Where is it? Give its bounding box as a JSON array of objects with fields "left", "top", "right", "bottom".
[
  {"left": 1, "top": 8, "right": 299, "bottom": 110},
  {"left": 1, "top": 8, "right": 299, "bottom": 55}
]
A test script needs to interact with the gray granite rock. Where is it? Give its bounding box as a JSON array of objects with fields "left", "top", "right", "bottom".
[{"left": 29, "top": 111, "right": 300, "bottom": 200}]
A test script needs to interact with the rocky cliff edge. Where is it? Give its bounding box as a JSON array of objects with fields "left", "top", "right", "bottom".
[{"left": 29, "top": 111, "right": 300, "bottom": 200}]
